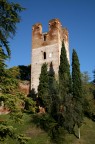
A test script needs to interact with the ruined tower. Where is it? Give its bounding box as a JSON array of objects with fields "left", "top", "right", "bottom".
[{"left": 31, "top": 18, "right": 70, "bottom": 92}]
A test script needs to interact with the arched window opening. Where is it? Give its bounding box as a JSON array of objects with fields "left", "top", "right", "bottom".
[
  {"left": 44, "top": 35, "right": 46, "bottom": 41},
  {"left": 37, "top": 26, "right": 39, "bottom": 29},
  {"left": 44, "top": 52, "right": 46, "bottom": 59}
]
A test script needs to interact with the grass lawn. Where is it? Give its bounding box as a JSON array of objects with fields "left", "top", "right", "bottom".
[{"left": 0, "top": 114, "right": 95, "bottom": 144}]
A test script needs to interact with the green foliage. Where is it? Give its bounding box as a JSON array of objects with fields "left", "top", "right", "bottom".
[
  {"left": 72, "top": 49, "right": 83, "bottom": 129},
  {"left": 16, "top": 134, "right": 30, "bottom": 144},
  {"left": 0, "top": 47, "right": 8, "bottom": 92},
  {"left": 18, "top": 65, "right": 31, "bottom": 80},
  {"left": 0, "top": 1, "right": 33, "bottom": 143},
  {"left": 1, "top": 114, "right": 95, "bottom": 144},
  {"left": 72, "top": 49, "right": 82, "bottom": 100},
  {"left": 6, "top": 66, "right": 20, "bottom": 79},
  {"left": 59, "top": 42, "right": 71, "bottom": 100},
  {"left": 58, "top": 42, "right": 74, "bottom": 134},
  {"left": 37, "top": 61, "right": 68, "bottom": 143},
  {"left": 24, "top": 97, "right": 36, "bottom": 113},
  {"left": 38, "top": 63, "right": 49, "bottom": 110},
  {"left": 62, "top": 94, "right": 75, "bottom": 133},
  {"left": 82, "top": 83, "right": 95, "bottom": 120},
  {"left": 0, "top": 94, "right": 23, "bottom": 122},
  {"left": 36, "top": 46, "right": 93, "bottom": 141},
  {"left": 0, "top": 65, "right": 31, "bottom": 94},
  {"left": 32, "top": 114, "right": 66, "bottom": 144},
  {"left": 1, "top": 76, "right": 18, "bottom": 94},
  {"left": 81, "top": 71, "right": 95, "bottom": 120},
  {"left": 0, "top": 113, "right": 52, "bottom": 144},
  {"left": 6, "top": 65, "right": 31, "bottom": 80},
  {"left": 38, "top": 62, "right": 60, "bottom": 114},
  {"left": 0, "top": 124, "right": 30, "bottom": 143},
  {"left": 0, "top": 92, "right": 36, "bottom": 122},
  {"left": 0, "top": 93, "right": 36, "bottom": 142},
  {"left": 0, "top": 0, "right": 25, "bottom": 57},
  {"left": 48, "top": 62, "right": 60, "bottom": 117},
  {"left": 28, "top": 88, "right": 37, "bottom": 101},
  {"left": 0, "top": 47, "right": 8, "bottom": 76},
  {"left": 15, "top": 92, "right": 36, "bottom": 114},
  {"left": 0, "top": 124, "right": 15, "bottom": 141}
]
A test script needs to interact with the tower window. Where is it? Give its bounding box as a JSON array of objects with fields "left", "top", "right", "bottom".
[
  {"left": 44, "top": 35, "right": 46, "bottom": 41},
  {"left": 37, "top": 26, "right": 39, "bottom": 29},
  {"left": 44, "top": 52, "right": 46, "bottom": 59}
]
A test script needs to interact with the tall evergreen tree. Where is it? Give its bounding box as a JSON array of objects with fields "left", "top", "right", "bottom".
[
  {"left": 58, "top": 42, "right": 74, "bottom": 134},
  {"left": 72, "top": 49, "right": 83, "bottom": 139},
  {"left": 59, "top": 41, "right": 71, "bottom": 100},
  {"left": 48, "top": 62, "right": 59, "bottom": 116},
  {"left": 72, "top": 49, "right": 82, "bottom": 100},
  {"left": 38, "top": 63, "right": 49, "bottom": 111}
]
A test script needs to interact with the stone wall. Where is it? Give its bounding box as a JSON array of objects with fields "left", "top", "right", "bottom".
[
  {"left": 19, "top": 81, "right": 30, "bottom": 95},
  {"left": 31, "top": 43, "right": 60, "bottom": 92}
]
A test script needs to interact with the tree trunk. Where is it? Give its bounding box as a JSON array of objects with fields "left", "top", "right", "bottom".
[{"left": 78, "top": 127, "right": 80, "bottom": 139}]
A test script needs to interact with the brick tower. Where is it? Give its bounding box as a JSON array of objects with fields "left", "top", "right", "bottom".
[{"left": 31, "top": 18, "right": 70, "bottom": 92}]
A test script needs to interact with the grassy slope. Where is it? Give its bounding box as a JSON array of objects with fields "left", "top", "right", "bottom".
[
  {"left": 0, "top": 114, "right": 95, "bottom": 144},
  {"left": 76, "top": 117, "right": 95, "bottom": 144},
  {"left": 0, "top": 113, "right": 51, "bottom": 144},
  {"left": 65, "top": 117, "right": 95, "bottom": 144}
]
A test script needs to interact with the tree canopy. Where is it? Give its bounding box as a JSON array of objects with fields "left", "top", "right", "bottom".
[
  {"left": 59, "top": 42, "right": 71, "bottom": 100},
  {"left": 0, "top": 0, "right": 25, "bottom": 57},
  {"left": 38, "top": 63, "right": 49, "bottom": 110}
]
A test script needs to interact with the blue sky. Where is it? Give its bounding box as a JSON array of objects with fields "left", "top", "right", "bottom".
[{"left": 7, "top": 0, "right": 95, "bottom": 80}]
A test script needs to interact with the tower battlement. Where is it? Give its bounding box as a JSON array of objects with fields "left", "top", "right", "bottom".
[
  {"left": 32, "top": 18, "right": 68, "bottom": 49},
  {"left": 49, "top": 18, "right": 62, "bottom": 30},
  {"left": 31, "top": 19, "right": 70, "bottom": 92}
]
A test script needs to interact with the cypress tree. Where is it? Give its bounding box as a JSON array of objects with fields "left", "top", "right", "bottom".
[
  {"left": 59, "top": 41, "right": 71, "bottom": 100},
  {"left": 58, "top": 42, "right": 74, "bottom": 134},
  {"left": 38, "top": 63, "right": 49, "bottom": 111},
  {"left": 48, "top": 62, "right": 59, "bottom": 116},
  {"left": 72, "top": 49, "right": 82, "bottom": 100},
  {"left": 72, "top": 49, "right": 83, "bottom": 139}
]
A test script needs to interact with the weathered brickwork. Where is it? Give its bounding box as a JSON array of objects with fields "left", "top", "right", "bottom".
[{"left": 31, "top": 18, "right": 70, "bottom": 92}]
